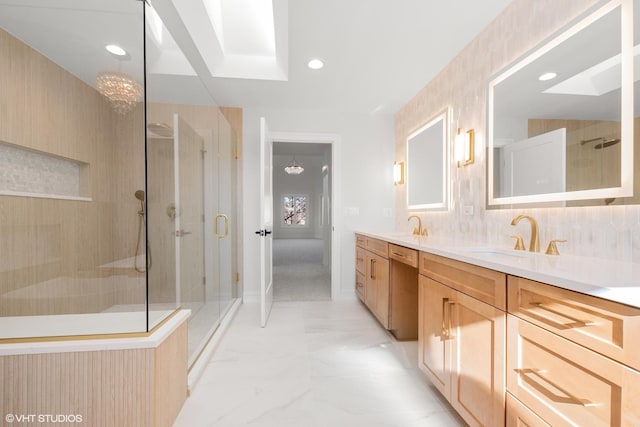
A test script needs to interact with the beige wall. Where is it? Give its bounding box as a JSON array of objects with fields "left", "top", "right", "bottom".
[
  {"left": 0, "top": 28, "right": 145, "bottom": 316},
  {"left": 395, "top": 0, "right": 640, "bottom": 262}
]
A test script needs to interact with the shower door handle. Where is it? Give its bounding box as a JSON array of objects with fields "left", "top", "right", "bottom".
[{"left": 215, "top": 214, "right": 229, "bottom": 238}]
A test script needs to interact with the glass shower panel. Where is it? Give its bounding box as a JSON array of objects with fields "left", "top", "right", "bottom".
[
  {"left": 217, "top": 112, "right": 238, "bottom": 316},
  {"left": 0, "top": 1, "right": 147, "bottom": 338},
  {"left": 174, "top": 115, "right": 205, "bottom": 317},
  {"left": 143, "top": 2, "right": 239, "bottom": 365}
]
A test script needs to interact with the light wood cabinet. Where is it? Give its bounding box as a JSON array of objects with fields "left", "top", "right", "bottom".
[
  {"left": 507, "top": 314, "right": 640, "bottom": 427},
  {"left": 506, "top": 392, "right": 550, "bottom": 427},
  {"left": 365, "top": 251, "right": 389, "bottom": 327},
  {"left": 508, "top": 276, "right": 640, "bottom": 371},
  {"left": 356, "top": 234, "right": 390, "bottom": 328},
  {"left": 355, "top": 234, "right": 418, "bottom": 339},
  {"left": 419, "top": 253, "right": 506, "bottom": 427}
]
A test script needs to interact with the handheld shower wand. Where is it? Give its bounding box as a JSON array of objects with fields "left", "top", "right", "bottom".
[
  {"left": 135, "top": 190, "right": 145, "bottom": 216},
  {"left": 134, "top": 190, "right": 152, "bottom": 272}
]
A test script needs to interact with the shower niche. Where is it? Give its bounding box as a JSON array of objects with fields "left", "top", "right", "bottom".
[{"left": 0, "top": 141, "right": 91, "bottom": 201}]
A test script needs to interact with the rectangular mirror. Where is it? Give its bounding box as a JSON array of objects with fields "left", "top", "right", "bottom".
[
  {"left": 406, "top": 109, "right": 449, "bottom": 210},
  {"left": 487, "top": 0, "right": 635, "bottom": 207}
]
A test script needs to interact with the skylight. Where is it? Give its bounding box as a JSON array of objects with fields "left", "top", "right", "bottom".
[
  {"left": 172, "top": 0, "right": 288, "bottom": 81},
  {"left": 204, "top": 0, "right": 276, "bottom": 57}
]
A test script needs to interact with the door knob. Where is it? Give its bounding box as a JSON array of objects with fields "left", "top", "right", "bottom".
[{"left": 254, "top": 229, "right": 272, "bottom": 236}]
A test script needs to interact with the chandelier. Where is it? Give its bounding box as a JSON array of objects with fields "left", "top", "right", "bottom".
[
  {"left": 96, "top": 72, "right": 143, "bottom": 115},
  {"left": 284, "top": 155, "right": 304, "bottom": 175}
]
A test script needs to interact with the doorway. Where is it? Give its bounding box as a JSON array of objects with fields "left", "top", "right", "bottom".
[{"left": 270, "top": 132, "right": 340, "bottom": 300}]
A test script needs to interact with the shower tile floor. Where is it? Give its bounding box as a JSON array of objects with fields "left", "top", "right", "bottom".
[{"left": 173, "top": 300, "right": 465, "bottom": 427}]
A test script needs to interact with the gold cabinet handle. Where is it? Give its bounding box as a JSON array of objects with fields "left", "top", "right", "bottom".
[
  {"left": 529, "top": 302, "right": 596, "bottom": 328},
  {"left": 442, "top": 298, "right": 455, "bottom": 338},
  {"left": 392, "top": 252, "right": 406, "bottom": 258},
  {"left": 215, "top": 214, "right": 229, "bottom": 238},
  {"left": 515, "top": 368, "right": 598, "bottom": 407},
  {"left": 370, "top": 259, "right": 376, "bottom": 280}
]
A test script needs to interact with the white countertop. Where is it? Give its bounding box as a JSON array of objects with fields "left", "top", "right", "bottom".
[{"left": 356, "top": 231, "right": 640, "bottom": 309}]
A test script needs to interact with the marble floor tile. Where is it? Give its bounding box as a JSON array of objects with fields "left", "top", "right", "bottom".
[{"left": 173, "top": 300, "right": 466, "bottom": 427}]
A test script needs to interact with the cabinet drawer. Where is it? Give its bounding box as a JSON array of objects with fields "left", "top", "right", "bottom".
[
  {"left": 356, "top": 234, "right": 366, "bottom": 248},
  {"left": 365, "top": 237, "right": 388, "bottom": 258},
  {"left": 419, "top": 251, "right": 506, "bottom": 310},
  {"left": 508, "top": 276, "right": 640, "bottom": 371},
  {"left": 507, "top": 315, "right": 640, "bottom": 427},
  {"left": 506, "top": 393, "right": 550, "bottom": 427},
  {"left": 356, "top": 271, "right": 365, "bottom": 301},
  {"left": 356, "top": 247, "right": 366, "bottom": 274},
  {"left": 388, "top": 244, "right": 418, "bottom": 268}
]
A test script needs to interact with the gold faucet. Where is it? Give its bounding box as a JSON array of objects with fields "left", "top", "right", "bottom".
[
  {"left": 408, "top": 215, "right": 428, "bottom": 236},
  {"left": 510, "top": 214, "right": 539, "bottom": 252}
]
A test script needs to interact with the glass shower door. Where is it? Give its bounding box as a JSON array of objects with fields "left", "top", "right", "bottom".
[{"left": 173, "top": 114, "right": 205, "bottom": 315}]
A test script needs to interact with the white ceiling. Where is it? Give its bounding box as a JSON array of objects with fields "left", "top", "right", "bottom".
[
  {"left": 0, "top": 0, "right": 514, "bottom": 116},
  {"left": 202, "top": 0, "right": 513, "bottom": 115}
]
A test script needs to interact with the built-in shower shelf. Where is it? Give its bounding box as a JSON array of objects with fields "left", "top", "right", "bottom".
[{"left": 0, "top": 141, "right": 91, "bottom": 201}]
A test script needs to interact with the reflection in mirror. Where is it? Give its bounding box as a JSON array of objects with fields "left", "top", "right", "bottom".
[
  {"left": 406, "top": 109, "right": 449, "bottom": 210},
  {"left": 487, "top": 0, "right": 636, "bottom": 207}
]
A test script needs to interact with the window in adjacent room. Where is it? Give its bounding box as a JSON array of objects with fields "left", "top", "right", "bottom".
[{"left": 282, "top": 194, "right": 307, "bottom": 226}]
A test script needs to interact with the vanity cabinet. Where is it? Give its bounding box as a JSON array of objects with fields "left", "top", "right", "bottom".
[
  {"left": 355, "top": 234, "right": 419, "bottom": 339},
  {"left": 418, "top": 252, "right": 506, "bottom": 427},
  {"left": 355, "top": 234, "right": 390, "bottom": 328},
  {"left": 365, "top": 251, "right": 390, "bottom": 327},
  {"left": 506, "top": 276, "right": 640, "bottom": 426}
]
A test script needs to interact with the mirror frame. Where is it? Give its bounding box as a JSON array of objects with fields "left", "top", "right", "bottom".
[
  {"left": 406, "top": 108, "right": 450, "bottom": 211},
  {"left": 486, "top": 0, "right": 634, "bottom": 207}
]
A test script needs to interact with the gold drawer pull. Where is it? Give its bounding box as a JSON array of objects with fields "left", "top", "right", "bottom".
[
  {"left": 442, "top": 298, "right": 455, "bottom": 338},
  {"left": 515, "top": 368, "right": 598, "bottom": 407},
  {"left": 370, "top": 259, "right": 377, "bottom": 280},
  {"left": 392, "top": 252, "right": 406, "bottom": 258},
  {"left": 529, "top": 302, "right": 597, "bottom": 328}
]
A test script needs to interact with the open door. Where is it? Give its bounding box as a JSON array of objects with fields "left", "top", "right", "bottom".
[{"left": 257, "top": 117, "right": 274, "bottom": 327}]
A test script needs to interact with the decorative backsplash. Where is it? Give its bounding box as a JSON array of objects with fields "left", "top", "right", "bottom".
[
  {"left": 394, "top": 0, "right": 640, "bottom": 263},
  {"left": 0, "top": 142, "right": 86, "bottom": 199}
]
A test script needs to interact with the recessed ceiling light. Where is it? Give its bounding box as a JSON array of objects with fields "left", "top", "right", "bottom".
[
  {"left": 308, "top": 59, "right": 324, "bottom": 70},
  {"left": 106, "top": 44, "right": 127, "bottom": 56},
  {"left": 538, "top": 72, "right": 557, "bottom": 81}
]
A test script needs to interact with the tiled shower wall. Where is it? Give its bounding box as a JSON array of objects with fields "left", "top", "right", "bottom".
[
  {"left": 0, "top": 143, "right": 82, "bottom": 197},
  {"left": 395, "top": 0, "right": 640, "bottom": 263}
]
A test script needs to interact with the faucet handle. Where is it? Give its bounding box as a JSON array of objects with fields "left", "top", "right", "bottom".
[
  {"left": 421, "top": 228, "right": 428, "bottom": 237},
  {"left": 545, "top": 239, "right": 567, "bottom": 256},
  {"left": 511, "top": 235, "right": 525, "bottom": 251}
]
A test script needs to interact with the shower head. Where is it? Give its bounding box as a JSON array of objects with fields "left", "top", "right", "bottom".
[
  {"left": 594, "top": 139, "right": 621, "bottom": 149},
  {"left": 135, "top": 190, "right": 145, "bottom": 215},
  {"left": 147, "top": 123, "right": 173, "bottom": 138}
]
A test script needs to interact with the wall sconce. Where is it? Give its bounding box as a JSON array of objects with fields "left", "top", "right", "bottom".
[
  {"left": 455, "top": 128, "right": 475, "bottom": 167},
  {"left": 393, "top": 161, "right": 405, "bottom": 185}
]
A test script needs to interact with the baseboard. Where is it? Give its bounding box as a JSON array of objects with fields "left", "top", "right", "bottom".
[
  {"left": 187, "top": 298, "right": 242, "bottom": 392},
  {"left": 243, "top": 292, "right": 260, "bottom": 303},
  {"left": 336, "top": 289, "right": 357, "bottom": 300}
]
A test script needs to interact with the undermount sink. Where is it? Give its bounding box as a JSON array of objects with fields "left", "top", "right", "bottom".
[{"left": 453, "top": 247, "right": 533, "bottom": 259}]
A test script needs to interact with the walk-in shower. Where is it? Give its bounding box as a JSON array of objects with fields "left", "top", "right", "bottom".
[{"left": 0, "top": 0, "right": 240, "bottom": 365}]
